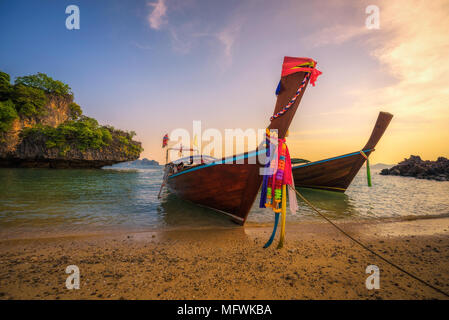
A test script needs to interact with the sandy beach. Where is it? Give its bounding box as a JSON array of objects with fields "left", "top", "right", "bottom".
[{"left": 1, "top": 217, "right": 448, "bottom": 300}]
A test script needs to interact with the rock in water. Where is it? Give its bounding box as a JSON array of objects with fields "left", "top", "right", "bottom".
[
  {"left": 380, "top": 155, "right": 449, "bottom": 181},
  {"left": 0, "top": 71, "right": 142, "bottom": 168}
]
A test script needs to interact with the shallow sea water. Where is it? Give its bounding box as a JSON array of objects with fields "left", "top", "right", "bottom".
[{"left": 0, "top": 166, "right": 448, "bottom": 237}]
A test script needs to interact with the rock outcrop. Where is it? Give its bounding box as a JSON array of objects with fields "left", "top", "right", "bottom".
[
  {"left": 1, "top": 126, "right": 142, "bottom": 168},
  {"left": 0, "top": 71, "right": 142, "bottom": 168},
  {"left": 1, "top": 95, "right": 70, "bottom": 155},
  {"left": 380, "top": 155, "right": 449, "bottom": 181}
]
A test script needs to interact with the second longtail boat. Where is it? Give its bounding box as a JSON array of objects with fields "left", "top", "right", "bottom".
[
  {"left": 291, "top": 111, "right": 393, "bottom": 192},
  {"left": 161, "top": 56, "right": 321, "bottom": 225}
]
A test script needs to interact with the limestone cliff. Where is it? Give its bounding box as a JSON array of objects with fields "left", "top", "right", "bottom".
[{"left": 0, "top": 71, "right": 142, "bottom": 168}]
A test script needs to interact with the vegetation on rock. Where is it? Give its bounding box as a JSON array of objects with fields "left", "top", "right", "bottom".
[
  {"left": 21, "top": 116, "right": 113, "bottom": 155},
  {"left": 0, "top": 70, "right": 53, "bottom": 120},
  {"left": 0, "top": 71, "right": 12, "bottom": 98},
  {"left": 15, "top": 72, "right": 72, "bottom": 96},
  {"left": 0, "top": 100, "right": 18, "bottom": 133},
  {"left": 0, "top": 70, "right": 142, "bottom": 162},
  {"left": 68, "top": 102, "right": 82, "bottom": 120},
  {"left": 11, "top": 84, "right": 47, "bottom": 117},
  {"left": 115, "top": 130, "right": 142, "bottom": 158}
]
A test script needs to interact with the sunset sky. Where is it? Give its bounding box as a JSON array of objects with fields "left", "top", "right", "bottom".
[{"left": 1, "top": 0, "right": 448, "bottom": 164}]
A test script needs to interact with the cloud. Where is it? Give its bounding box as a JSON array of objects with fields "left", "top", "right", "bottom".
[
  {"left": 143, "top": 0, "right": 244, "bottom": 67},
  {"left": 293, "top": 0, "right": 449, "bottom": 162},
  {"left": 305, "top": 24, "right": 369, "bottom": 47},
  {"left": 168, "top": 26, "right": 194, "bottom": 54},
  {"left": 356, "top": 0, "right": 449, "bottom": 120},
  {"left": 298, "top": 1, "right": 370, "bottom": 47},
  {"left": 374, "top": 1, "right": 449, "bottom": 88},
  {"left": 166, "top": 19, "right": 243, "bottom": 63},
  {"left": 147, "top": 0, "right": 167, "bottom": 30},
  {"left": 146, "top": 0, "right": 192, "bottom": 54},
  {"left": 217, "top": 24, "right": 239, "bottom": 61},
  {"left": 216, "top": 20, "right": 242, "bottom": 68},
  {"left": 310, "top": 0, "right": 449, "bottom": 123},
  {"left": 131, "top": 41, "right": 152, "bottom": 50}
]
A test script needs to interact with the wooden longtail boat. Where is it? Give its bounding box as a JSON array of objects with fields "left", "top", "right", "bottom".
[
  {"left": 291, "top": 111, "right": 393, "bottom": 193},
  {"left": 163, "top": 57, "right": 319, "bottom": 225}
]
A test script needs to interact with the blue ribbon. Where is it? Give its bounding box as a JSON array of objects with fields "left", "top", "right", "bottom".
[
  {"left": 263, "top": 212, "right": 280, "bottom": 248},
  {"left": 275, "top": 80, "right": 281, "bottom": 96},
  {"left": 259, "top": 136, "right": 271, "bottom": 208}
]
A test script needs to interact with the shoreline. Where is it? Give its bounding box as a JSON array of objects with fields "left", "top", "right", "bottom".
[
  {"left": 1, "top": 216, "right": 449, "bottom": 299},
  {"left": 1, "top": 212, "right": 449, "bottom": 241}
]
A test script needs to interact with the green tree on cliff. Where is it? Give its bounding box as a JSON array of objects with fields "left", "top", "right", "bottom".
[
  {"left": 0, "top": 100, "right": 18, "bottom": 132},
  {"left": 1, "top": 70, "right": 142, "bottom": 160},
  {"left": 69, "top": 102, "right": 82, "bottom": 120},
  {"left": 15, "top": 72, "right": 72, "bottom": 96},
  {"left": 11, "top": 84, "right": 47, "bottom": 117},
  {"left": 0, "top": 71, "right": 13, "bottom": 99}
]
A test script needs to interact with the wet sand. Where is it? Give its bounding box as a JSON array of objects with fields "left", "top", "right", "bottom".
[{"left": 0, "top": 217, "right": 449, "bottom": 300}]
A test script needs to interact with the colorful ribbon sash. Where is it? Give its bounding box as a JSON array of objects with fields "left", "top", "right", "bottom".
[{"left": 260, "top": 130, "right": 296, "bottom": 248}]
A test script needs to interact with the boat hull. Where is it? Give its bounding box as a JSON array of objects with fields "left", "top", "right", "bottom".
[
  {"left": 164, "top": 64, "right": 313, "bottom": 225},
  {"left": 292, "top": 149, "right": 373, "bottom": 192},
  {"left": 292, "top": 111, "right": 393, "bottom": 193},
  {"left": 166, "top": 160, "right": 262, "bottom": 224}
]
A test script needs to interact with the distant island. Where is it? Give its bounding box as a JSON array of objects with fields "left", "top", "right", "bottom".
[
  {"left": 110, "top": 158, "right": 160, "bottom": 168},
  {"left": 380, "top": 155, "right": 449, "bottom": 181},
  {"left": 371, "top": 163, "right": 394, "bottom": 170},
  {"left": 0, "top": 71, "right": 143, "bottom": 168}
]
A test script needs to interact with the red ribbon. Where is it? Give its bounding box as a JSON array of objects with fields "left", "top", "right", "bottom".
[{"left": 281, "top": 56, "right": 322, "bottom": 86}]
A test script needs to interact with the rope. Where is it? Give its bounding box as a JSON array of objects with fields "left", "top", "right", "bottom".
[
  {"left": 289, "top": 185, "right": 449, "bottom": 299},
  {"left": 270, "top": 73, "right": 311, "bottom": 121}
]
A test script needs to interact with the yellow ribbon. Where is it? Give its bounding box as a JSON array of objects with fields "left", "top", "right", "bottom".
[{"left": 277, "top": 184, "right": 287, "bottom": 249}]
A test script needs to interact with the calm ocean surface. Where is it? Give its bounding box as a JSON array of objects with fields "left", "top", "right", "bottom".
[{"left": 1, "top": 166, "right": 449, "bottom": 237}]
